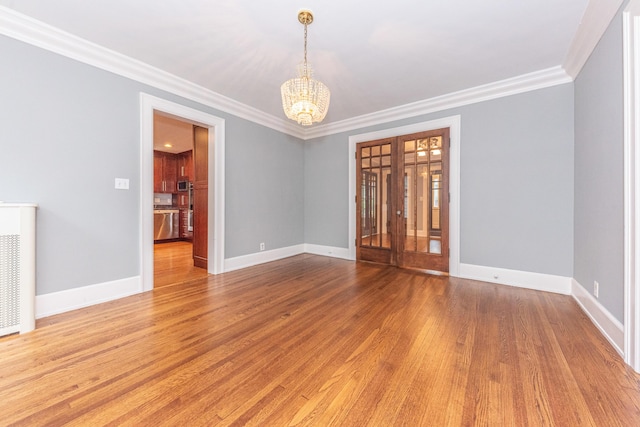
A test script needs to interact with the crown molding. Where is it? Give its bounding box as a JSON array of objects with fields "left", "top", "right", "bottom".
[
  {"left": 0, "top": 6, "right": 306, "bottom": 140},
  {"left": 563, "top": 0, "right": 624, "bottom": 79},
  {"left": 304, "top": 66, "right": 572, "bottom": 140},
  {"left": 1, "top": 6, "right": 581, "bottom": 142}
]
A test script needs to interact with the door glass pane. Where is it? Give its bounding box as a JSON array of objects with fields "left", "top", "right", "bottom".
[
  {"left": 381, "top": 167, "right": 391, "bottom": 248},
  {"left": 416, "top": 138, "right": 429, "bottom": 159},
  {"left": 430, "top": 171, "right": 442, "bottom": 254},
  {"left": 360, "top": 170, "right": 377, "bottom": 247},
  {"left": 370, "top": 168, "right": 381, "bottom": 247},
  {"left": 430, "top": 136, "right": 442, "bottom": 161},
  {"left": 371, "top": 146, "right": 380, "bottom": 156},
  {"left": 404, "top": 164, "right": 416, "bottom": 252},
  {"left": 361, "top": 158, "right": 370, "bottom": 168},
  {"left": 381, "top": 144, "right": 391, "bottom": 155},
  {"left": 405, "top": 140, "right": 415, "bottom": 152},
  {"left": 405, "top": 141, "right": 437, "bottom": 255}
]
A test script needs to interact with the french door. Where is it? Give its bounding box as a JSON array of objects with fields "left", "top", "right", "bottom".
[{"left": 356, "top": 128, "right": 449, "bottom": 272}]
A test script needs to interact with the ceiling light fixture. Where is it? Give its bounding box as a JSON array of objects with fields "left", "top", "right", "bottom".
[{"left": 281, "top": 9, "right": 330, "bottom": 126}]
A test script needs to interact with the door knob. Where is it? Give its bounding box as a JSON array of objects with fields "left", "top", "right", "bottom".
[{"left": 397, "top": 210, "right": 402, "bottom": 216}]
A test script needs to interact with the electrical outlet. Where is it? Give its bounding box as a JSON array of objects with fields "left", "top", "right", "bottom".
[
  {"left": 594, "top": 280, "right": 599, "bottom": 298},
  {"left": 260, "top": 242, "right": 265, "bottom": 251},
  {"left": 114, "top": 178, "right": 129, "bottom": 190}
]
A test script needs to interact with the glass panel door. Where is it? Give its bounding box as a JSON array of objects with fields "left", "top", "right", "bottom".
[
  {"left": 396, "top": 130, "right": 449, "bottom": 272},
  {"left": 356, "top": 128, "right": 449, "bottom": 272},
  {"left": 356, "top": 139, "right": 393, "bottom": 264}
]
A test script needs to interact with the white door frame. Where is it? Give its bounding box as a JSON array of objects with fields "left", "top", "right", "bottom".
[
  {"left": 139, "top": 93, "right": 226, "bottom": 292},
  {"left": 624, "top": 0, "right": 640, "bottom": 372},
  {"left": 348, "top": 115, "right": 461, "bottom": 276}
]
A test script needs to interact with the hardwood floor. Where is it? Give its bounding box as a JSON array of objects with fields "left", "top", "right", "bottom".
[
  {"left": 154, "top": 241, "right": 209, "bottom": 287},
  {"left": 1, "top": 254, "right": 640, "bottom": 425}
]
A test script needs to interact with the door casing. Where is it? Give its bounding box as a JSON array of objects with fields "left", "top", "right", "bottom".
[
  {"left": 140, "top": 93, "right": 226, "bottom": 292},
  {"left": 348, "top": 115, "right": 461, "bottom": 276}
]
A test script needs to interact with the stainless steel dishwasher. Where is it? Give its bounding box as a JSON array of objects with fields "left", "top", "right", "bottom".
[{"left": 153, "top": 209, "right": 179, "bottom": 241}]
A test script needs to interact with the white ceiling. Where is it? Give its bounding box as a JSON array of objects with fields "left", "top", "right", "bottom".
[
  {"left": 153, "top": 113, "right": 193, "bottom": 154},
  {"left": 0, "top": 0, "right": 592, "bottom": 125}
]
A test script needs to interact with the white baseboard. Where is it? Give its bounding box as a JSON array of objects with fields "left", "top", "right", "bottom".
[
  {"left": 224, "top": 244, "right": 305, "bottom": 272},
  {"left": 303, "top": 244, "right": 352, "bottom": 260},
  {"left": 571, "top": 278, "right": 624, "bottom": 355},
  {"left": 36, "top": 276, "right": 141, "bottom": 319},
  {"left": 458, "top": 263, "right": 572, "bottom": 295}
]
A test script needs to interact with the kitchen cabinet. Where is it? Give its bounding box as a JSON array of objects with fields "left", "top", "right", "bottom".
[
  {"left": 177, "top": 150, "right": 193, "bottom": 179},
  {"left": 154, "top": 151, "right": 178, "bottom": 193},
  {"left": 192, "top": 126, "right": 208, "bottom": 269},
  {"left": 177, "top": 192, "right": 188, "bottom": 208},
  {"left": 179, "top": 208, "right": 192, "bottom": 240}
]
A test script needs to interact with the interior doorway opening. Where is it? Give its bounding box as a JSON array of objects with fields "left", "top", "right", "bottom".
[
  {"left": 152, "top": 113, "right": 209, "bottom": 287},
  {"left": 140, "top": 93, "right": 226, "bottom": 293},
  {"left": 347, "top": 115, "right": 461, "bottom": 276}
]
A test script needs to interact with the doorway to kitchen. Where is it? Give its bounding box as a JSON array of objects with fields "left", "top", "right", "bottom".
[
  {"left": 356, "top": 128, "right": 450, "bottom": 273},
  {"left": 140, "top": 93, "right": 226, "bottom": 292},
  {"left": 152, "top": 114, "right": 209, "bottom": 287}
]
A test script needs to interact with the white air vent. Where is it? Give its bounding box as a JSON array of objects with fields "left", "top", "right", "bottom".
[{"left": 0, "top": 203, "right": 37, "bottom": 337}]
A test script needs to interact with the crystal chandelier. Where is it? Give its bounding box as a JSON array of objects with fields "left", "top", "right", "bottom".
[{"left": 281, "top": 10, "right": 330, "bottom": 126}]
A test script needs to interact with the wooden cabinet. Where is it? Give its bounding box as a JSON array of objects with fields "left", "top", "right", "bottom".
[
  {"left": 153, "top": 151, "right": 178, "bottom": 193},
  {"left": 153, "top": 152, "right": 163, "bottom": 193},
  {"left": 192, "top": 126, "right": 208, "bottom": 269},
  {"left": 177, "top": 150, "right": 193, "bottom": 180},
  {"left": 177, "top": 192, "right": 188, "bottom": 209},
  {"left": 179, "top": 208, "right": 192, "bottom": 240}
]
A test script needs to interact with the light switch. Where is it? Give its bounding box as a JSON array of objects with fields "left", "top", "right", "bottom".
[{"left": 115, "top": 178, "right": 130, "bottom": 190}]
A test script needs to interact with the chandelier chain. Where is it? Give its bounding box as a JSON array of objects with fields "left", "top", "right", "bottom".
[{"left": 303, "top": 22, "right": 308, "bottom": 74}]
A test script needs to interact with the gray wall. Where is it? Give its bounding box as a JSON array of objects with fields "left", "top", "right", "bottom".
[
  {"left": 0, "top": 35, "right": 305, "bottom": 295},
  {"left": 225, "top": 124, "right": 304, "bottom": 257},
  {"left": 1, "top": 6, "right": 624, "bottom": 325},
  {"left": 574, "top": 3, "right": 626, "bottom": 322},
  {"left": 305, "top": 84, "right": 575, "bottom": 277}
]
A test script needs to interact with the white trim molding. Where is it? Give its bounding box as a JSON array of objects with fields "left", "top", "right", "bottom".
[
  {"left": 1, "top": 6, "right": 572, "bottom": 142},
  {"left": 624, "top": 0, "right": 640, "bottom": 373},
  {"left": 304, "top": 244, "right": 352, "bottom": 260},
  {"left": 564, "top": 0, "right": 624, "bottom": 79},
  {"left": 0, "top": 6, "right": 303, "bottom": 139},
  {"left": 348, "top": 116, "right": 461, "bottom": 277},
  {"left": 459, "top": 264, "right": 572, "bottom": 295},
  {"left": 573, "top": 279, "right": 624, "bottom": 356},
  {"left": 224, "top": 245, "right": 305, "bottom": 272},
  {"left": 308, "top": 67, "right": 570, "bottom": 139},
  {"left": 140, "top": 94, "right": 226, "bottom": 292},
  {"left": 0, "top": 2, "right": 620, "bottom": 140},
  {"left": 36, "top": 276, "right": 140, "bottom": 319}
]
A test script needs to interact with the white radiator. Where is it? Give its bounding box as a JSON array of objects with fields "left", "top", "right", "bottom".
[{"left": 0, "top": 203, "right": 37, "bottom": 336}]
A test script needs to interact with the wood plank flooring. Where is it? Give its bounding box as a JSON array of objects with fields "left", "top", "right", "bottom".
[
  {"left": 1, "top": 254, "right": 640, "bottom": 426},
  {"left": 154, "top": 241, "right": 209, "bottom": 287}
]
